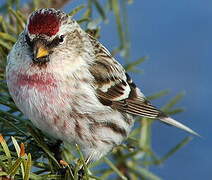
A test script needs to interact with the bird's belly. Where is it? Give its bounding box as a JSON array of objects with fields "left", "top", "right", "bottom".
[
  {"left": 7, "top": 72, "right": 77, "bottom": 139},
  {"left": 7, "top": 72, "right": 134, "bottom": 160}
]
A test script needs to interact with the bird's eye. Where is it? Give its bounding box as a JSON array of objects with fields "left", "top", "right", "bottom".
[{"left": 59, "top": 35, "right": 64, "bottom": 43}]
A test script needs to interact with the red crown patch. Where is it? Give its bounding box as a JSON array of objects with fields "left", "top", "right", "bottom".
[{"left": 28, "top": 12, "right": 60, "bottom": 36}]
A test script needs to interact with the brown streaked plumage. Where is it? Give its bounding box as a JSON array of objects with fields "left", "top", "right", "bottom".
[
  {"left": 88, "top": 34, "right": 198, "bottom": 136},
  {"left": 6, "top": 8, "right": 198, "bottom": 165}
]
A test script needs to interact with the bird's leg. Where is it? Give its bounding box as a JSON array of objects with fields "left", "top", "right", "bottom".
[
  {"left": 48, "top": 140, "right": 63, "bottom": 163},
  {"left": 47, "top": 140, "right": 70, "bottom": 176}
]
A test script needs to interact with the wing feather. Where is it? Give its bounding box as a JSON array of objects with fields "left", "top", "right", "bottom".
[{"left": 88, "top": 34, "right": 199, "bottom": 136}]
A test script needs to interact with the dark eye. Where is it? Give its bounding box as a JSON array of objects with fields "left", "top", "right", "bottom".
[
  {"left": 49, "top": 35, "right": 65, "bottom": 48},
  {"left": 59, "top": 35, "right": 64, "bottom": 43}
]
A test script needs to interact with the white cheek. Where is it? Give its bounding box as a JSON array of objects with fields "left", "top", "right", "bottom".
[{"left": 48, "top": 52, "right": 90, "bottom": 75}]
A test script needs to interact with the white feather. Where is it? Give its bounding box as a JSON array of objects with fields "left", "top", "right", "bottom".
[
  {"left": 159, "top": 117, "right": 199, "bottom": 136},
  {"left": 113, "top": 84, "right": 131, "bottom": 101}
]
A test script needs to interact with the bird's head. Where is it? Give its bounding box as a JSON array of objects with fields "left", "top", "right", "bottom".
[{"left": 25, "top": 8, "right": 72, "bottom": 64}]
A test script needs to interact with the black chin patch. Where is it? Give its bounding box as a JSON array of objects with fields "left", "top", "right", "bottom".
[{"left": 32, "top": 56, "right": 50, "bottom": 67}]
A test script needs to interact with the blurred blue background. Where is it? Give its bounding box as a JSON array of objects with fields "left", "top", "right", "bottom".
[
  {"left": 126, "top": 1, "right": 210, "bottom": 179},
  {"left": 66, "top": 1, "right": 211, "bottom": 179},
  {"left": 1, "top": 0, "right": 210, "bottom": 179}
]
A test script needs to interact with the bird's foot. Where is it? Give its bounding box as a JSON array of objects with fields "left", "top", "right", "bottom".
[
  {"left": 47, "top": 140, "right": 63, "bottom": 163},
  {"left": 57, "top": 160, "right": 85, "bottom": 180}
]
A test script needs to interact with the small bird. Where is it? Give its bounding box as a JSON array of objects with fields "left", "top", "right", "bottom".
[{"left": 6, "top": 8, "right": 198, "bottom": 163}]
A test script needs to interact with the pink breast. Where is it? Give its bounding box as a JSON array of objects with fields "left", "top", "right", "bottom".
[{"left": 15, "top": 73, "right": 57, "bottom": 92}]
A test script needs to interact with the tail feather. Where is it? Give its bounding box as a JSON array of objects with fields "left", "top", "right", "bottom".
[{"left": 159, "top": 116, "right": 199, "bottom": 136}]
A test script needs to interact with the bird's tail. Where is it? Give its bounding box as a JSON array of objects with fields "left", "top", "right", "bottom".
[{"left": 159, "top": 116, "right": 199, "bottom": 136}]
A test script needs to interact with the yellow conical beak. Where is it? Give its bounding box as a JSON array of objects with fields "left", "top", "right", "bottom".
[{"left": 36, "top": 46, "right": 49, "bottom": 59}]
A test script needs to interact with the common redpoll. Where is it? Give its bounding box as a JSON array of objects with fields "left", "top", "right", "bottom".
[{"left": 6, "top": 8, "right": 198, "bottom": 163}]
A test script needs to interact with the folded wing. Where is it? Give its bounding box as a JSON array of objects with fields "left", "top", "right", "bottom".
[{"left": 88, "top": 34, "right": 199, "bottom": 136}]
